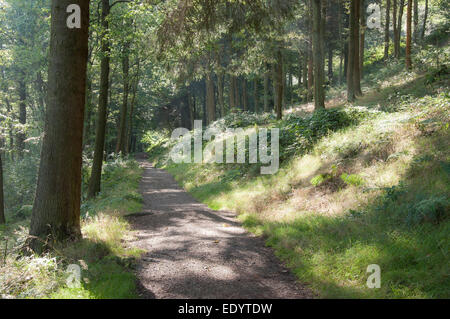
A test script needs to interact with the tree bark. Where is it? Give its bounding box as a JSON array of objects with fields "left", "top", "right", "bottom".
[
  {"left": 88, "top": 0, "right": 110, "bottom": 199},
  {"left": 360, "top": 0, "right": 366, "bottom": 80},
  {"left": 116, "top": 45, "right": 130, "bottom": 155},
  {"left": 253, "top": 78, "right": 258, "bottom": 113},
  {"left": 307, "top": 0, "right": 314, "bottom": 102},
  {"left": 0, "top": 153, "right": 5, "bottom": 224},
  {"left": 312, "top": 0, "right": 325, "bottom": 110},
  {"left": 353, "top": 0, "right": 362, "bottom": 96},
  {"left": 396, "top": 0, "right": 405, "bottom": 58},
  {"left": 242, "top": 79, "right": 248, "bottom": 111},
  {"left": 393, "top": 0, "right": 398, "bottom": 58},
  {"left": 206, "top": 71, "right": 216, "bottom": 124},
  {"left": 347, "top": 0, "right": 356, "bottom": 101},
  {"left": 263, "top": 65, "right": 269, "bottom": 112},
  {"left": 406, "top": 0, "right": 412, "bottom": 70},
  {"left": 420, "top": 0, "right": 428, "bottom": 42},
  {"left": 229, "top": 74, "right": 235, "bottom": 110},
  {"left": 274, "top": 49, "right": 284, "bottom": 120},
  {"left": 126, "top": 60, "right": 140, "bottom": 153},
  {"left": 30, "top": 0, "right": 90, "bottom": 251},
  {"left": 17, "top": 77, "right": 27, "bottom": 157},
  {"left": 413, "top": 0, "right": 418, "bottom": 43},
  {"left": 384, "top": 0, "right": 391, "bottom": 61}
]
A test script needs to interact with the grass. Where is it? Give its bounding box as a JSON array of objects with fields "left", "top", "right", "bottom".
[
  {"left": 146, "top": 57, "right": 450, "bottom": 298},
  {"left": 0, "top": 158, "right": 144, "bottom": 299}
]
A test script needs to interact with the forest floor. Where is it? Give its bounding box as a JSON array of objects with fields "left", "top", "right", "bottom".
[{"left": 126, "top": 154, "right": 313, "bottom": 299}]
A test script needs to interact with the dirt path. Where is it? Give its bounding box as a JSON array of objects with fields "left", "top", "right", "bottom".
[{"left": 127, "top": 156, "right": 312, "bottom": 299}]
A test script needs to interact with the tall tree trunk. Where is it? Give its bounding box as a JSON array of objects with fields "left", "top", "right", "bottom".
[
  {"left": 253, "top": 78, "right": 258, "bottom": 113},
  {"left": 420, "top": 0, "right": 428, "bottom": 42},
  {"left": 307, "top": 0, "right": 314, "bottom": 102},
  {"left": 328, "top": 47, "right": 333, "bottom": 84},
  {"left": 116, "top": 45, "right": 130, "bottom": 155},
  {"left": 274, "top": 49, "right": 284, "bottom": 120},
  {"left": 126, "top": 60, "right": 140, "bottom": 153},
  {"left": 0, "top": 153, "right": 4, "bottom": 224},
  {"left": 263, "top": 65, "right": 269, "bottom": 112},
  {"left": 206, "top": 71, "right": 216, "bottom": 124},
  {"left": 88, "top": 0, "right": 110, "bottom": 199},
  {"left": 30, "top": 0, "right": 90, "bottom": 251},
  {"left": 384, "top": 0, "right": 391, "bottom": 61},
  {"left": 312, "top": 0, "right": 325, "bottom": 110},
  {"left": 347, "top": 0, "right": 357, "bottom": 101},
  {"left": 406, "top": 0, "right": 412, "bottom": 69},
  {"left": 360, "top": 0, "right": 366, "bottom": 80},
  {"left": 396, "top": 0, "right": 405, "bottom": 58},
  {"left": 83, "top": 75, "right": 92, "bottom": 149},
  {"left": 393, "top": 0, "right": 398, "bottom": 58},
  {"left": 17, "top": 77, "right": 26, "bottom": 157},
  {"left": 242, "top": 79, "right": 248, "bottom": 111},
  {"left": 217, "top": 72, "right": 224, "bottom": 117},
  {"left": 353, "top": 0, "right": 362, "bottom": 96},
  {"left": 229, "top": 74, "right": 235, "bottom": 110},
  {"left": 413, "top": 0, "right": 418, "bottom": 43}
]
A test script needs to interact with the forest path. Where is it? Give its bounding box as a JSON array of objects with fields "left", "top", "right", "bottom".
[{"left": 127, "top": 154, "right": 312, "bottom": 299}]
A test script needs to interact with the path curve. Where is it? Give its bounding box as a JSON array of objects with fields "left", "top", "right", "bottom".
[{"left": 127, "top": 156, "right": 312, "bottom": 299}]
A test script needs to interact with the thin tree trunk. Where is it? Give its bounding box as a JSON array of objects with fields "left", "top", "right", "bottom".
[
  {"left": 242, "top": 79, "right": 248, "bottom": 111},
  {"left": 17, "top": 77, "right": 26, "bottom": 156},
  {"left": 126, "top": 60, "right": 140, "bottom": 154},
  {"left": 360, "top": 0, "right": 366, "bottom": 80},
  {"left": 116, "top": 45, "right": 130, "bottom": 155},
  {"left": 274, "top": 48, "right": 284, "bottom": 119},
  {"left": 420, "top": 0, "right": 428, "bottom": 42},
  {"left": 0, "top": 153, "right": 4, "bottom": 224},
  {"left": 30, "top": 0, "right": 90, "bottom": 251},
  {"left": 396, "top": 0, "right": 405, "bottom": 58},
  {"left": 393, "top": 0, "right": 398, "bottom": 58},
  {"left": 206, "top": 71, "right": 215, "bottom": 124},
  {"left": 312, "top": 0, "right": 325, "bottom": 109},
  {"left": 384, "top": 0, "right": 391, "bottom": 61},
  {"left": 253, "top": 78, "right": 258, "bottom": 113},
  {"left": 353, "top": 0, "right": 362, "bottom": 96},
  {"left": 88, "top": 0, "right": 110, "bottom": 199},
  {"left": 217, "top": 72, "right": 224, "bottom": 117},
  {"left": 406, "top": 0, "right": 412, "bottom": 69},
  {"left": 263, "top": 65, "right": 269, "bottom": 112},
  {"left": 413, "top": 0, "right": 418, "bottom": 43},
  {"left": 347, "top": 0, "right": 356, "bottom": 101},
  {"left": 229, "top": 74, "right": 235, "bottom": 110},
  {"left": 307, "top": 0, "right": 314, "bottom": 102}
]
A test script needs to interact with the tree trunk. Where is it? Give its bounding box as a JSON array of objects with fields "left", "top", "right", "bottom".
[
  {"left": 83, "top": 75, "right": 92, "bottom": 149},
  {"left": 263, "top": 65, "right": 269, "bottom": 112},
  {"left": 413, "top": 0, "right": 418, "bottom": 43},
  {"left": 347, "top": 0, "right": 356, "bottom": 101},
  {"left": 0, "top": 153, "right": 5, "bottom": 224},
  {"left": 406, "top": 0, "right": 412, "bottom": 70},
  {"left": 126, "top": 60, "right": 140, "bottom": 153},
  {"left": 396, "top": 0, "right": 405, "bottom": 58},
  {"left": 420, "top": 0, "right": 428, "bottom": 42},
  {"left": 30, "top": 0, "right": 90, "bottom": 251},
  {"left": 360, "top": 0, "right": 366, "bottom": 80},
  {"left": 307, "top": 0, "right": 314, "bottom": 102},
  {"left": 88, "top": 0, "right": 110, "bottom": 199},
  {"left": 17, "top": 77, "right": 27, "bottom": 156},
  {"left": 353, "top": 0, "right": 362, "bottom": 96},
  {"left": 384, "top": 0, "right": 391, "bottom": 61},
  {"left": 242, "top": 79, "right": 248, "bottom": 111},
  {"left": 312, "top": 0, "right": 325, "bottom": 110},
  {"left": 206, "top": 71, "right": 216, "bottom": 124},
  {"left": 217, "top": 72, "right": 224, "bottom": 117},
  {"left": 274, "top": 49, "right": 284, "bottom": 120},
  {"left": 229, "top": 74, "right": 235, "bottom": 110},
  {"left": 116, "top": 45, "right": 130, "bottom": 155},
  {"left": 393, "top": 0, "right": 398, "bottom": 58},
  {"left": 253, "top": 78, "right": 258, "bottom": 113}
]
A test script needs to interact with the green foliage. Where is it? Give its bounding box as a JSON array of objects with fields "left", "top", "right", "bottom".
[{"left": 340, "top": 173, "right": 365, "bottom": 187}]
